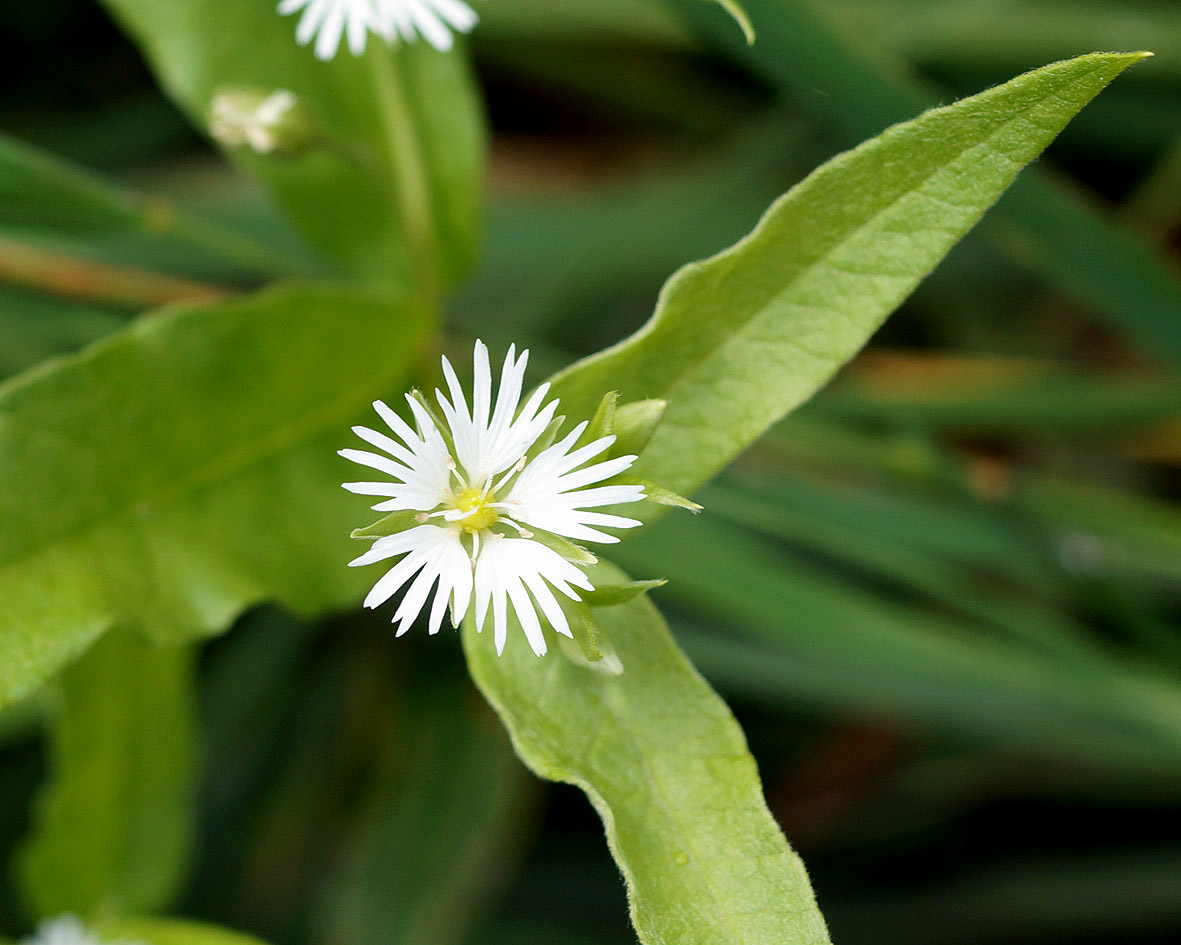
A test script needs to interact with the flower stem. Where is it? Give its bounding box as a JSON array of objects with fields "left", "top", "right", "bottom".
[{"left": 368, "top": 45, "right": 439, "bottom": 308}]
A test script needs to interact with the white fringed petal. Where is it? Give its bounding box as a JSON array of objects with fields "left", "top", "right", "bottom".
[
  {"left": 340, "top": 340, "right": 647, "bottom": 655},
  {"left": 279, "top": 0, "right": 479, "bottom": 60}
]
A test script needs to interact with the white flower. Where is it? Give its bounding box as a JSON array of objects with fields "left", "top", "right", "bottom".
[
  {"left": 341, "top": 341, "right": 646, "bottom": 656},
  {"left": 278, "top": 0, "right": 479, "bottom": 60}
]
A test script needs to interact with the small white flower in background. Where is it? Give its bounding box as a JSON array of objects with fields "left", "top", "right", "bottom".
[
  {"left": 209, "top": 89, "right": 304, "bottom": 154},
  {"left": 21, "top": 917, "right": 98, "bottom": 945},
  {"left": 279, "top": 0, "right": 479, "bottom": 61},
  {"left": 341, "top": 341, "right": 646, "bottom": 656},
  {"left": 20, "top": 917, "right": 135, "bottom": 945}
]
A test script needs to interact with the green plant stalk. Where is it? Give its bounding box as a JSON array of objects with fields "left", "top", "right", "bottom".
[{"left": 369, "top": 47, "right": 440, "bottom": 308}]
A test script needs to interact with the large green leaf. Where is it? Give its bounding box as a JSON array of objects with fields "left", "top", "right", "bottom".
[
  {"left": 0, "top": 284, "right": 430, "bottom": 712},
  {"left": 98, "top": 0, "right": 485, "bottom": 293},
  {"left": 463, "top": 562, "right": 831, "bottom": 945},
  {"left": 549, "top": 52, "right": 1147, "bottom": 495},
  {"left": 18, "top": 629, "right": 197, "bottom": 917}
]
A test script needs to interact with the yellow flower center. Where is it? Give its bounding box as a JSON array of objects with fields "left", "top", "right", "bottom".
[{"left": 453, "top": 486, "right": 499, "bottom": 531}]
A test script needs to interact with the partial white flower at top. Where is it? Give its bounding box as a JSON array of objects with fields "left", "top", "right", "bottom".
[
  {"left": 341, "top": 341, "right": 647, "bottom": 656},
  {"left": 278, "top": 0, "right": 480, "bottom": 61}
]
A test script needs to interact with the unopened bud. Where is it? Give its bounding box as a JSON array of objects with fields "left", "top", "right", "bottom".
[{"left": 208, "top": 88, "right": 314, "bottom": 156}]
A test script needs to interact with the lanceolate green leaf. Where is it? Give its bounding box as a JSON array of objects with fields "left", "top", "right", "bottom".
[
  {"left": 98, "top": 0, "right": 485, "bottom": 292},
  {"left": 18, "top": 629, "right": 197, "bottom": 917},
  {"left": 0, "top": 285, "right": 431, "bottom": 712},
  {"left": 463, "top": 563, "right": 831, "bottom": 945},
  {"left": 549, "top": 53, "right": 1148, "bottom": 496}
]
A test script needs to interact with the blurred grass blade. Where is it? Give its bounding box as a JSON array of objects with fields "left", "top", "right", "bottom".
[
  {"left": 464, "top": 562, "right": 832, "bottom": 945},
  {"left": 1020, "top": 476, "right": 1181, "bottom": 584},
  {"left": 313, "top": 678, "right": 531, "bottom": 945},
  {"left": 670, "top": 0, "right": 1181, "bottom": 362},
  {"left": 612, "top": 513, "right": 1181, "bottom": 774},
  {"left": 18, "top": 628, "right": 197, "bottom": 916},
  {"left": 0, "top": 289, "right": 125, "bottom": 381},
  {"left": 819, "top": 352, "right": 1181, "bottom": 434},
  {"left": 98, "top": 0, "right": 485, "bottom": 293},
  {"left": 0, "top": 132, "right": 305, "bottom": 280},
  {"left": 551, "top": 52, "right": 1146, "bottom": 496},
  {"left": 0, "top": 284, "right": 430, "bottom": 712},
  {"left": 823, "top": 0, "right": 1181, "bottom": 79},
  {"left": 701, "top": 478, "right": 1101, "bottom": 661}
]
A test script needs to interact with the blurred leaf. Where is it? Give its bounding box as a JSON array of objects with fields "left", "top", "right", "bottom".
[
  {"left": 825, "top": 847, "right": 1181, "bottom": 945},
  {"left": 551, "top": 53, "right": 1145, "bottom": 496},
  {"left": 612, "top": 512, "right": 1181, "bottom": 774},
  {"left": 820, "top": 352, "right": 1181, "bottom": 434},
  {"left": 0, "top": 284, "right": 430, "bottom": 712},
  {"left": 98, "top": 0, "right": 485, "bottom": 293},
  {"left": 455, "top": 108, "right": 810, "bottom": 343},
  {"left": 0, "top": 132, "right": 306, "bottom": 280},
  {"left": 18, "top": 628, "right": 197, "bottom": 916},
  {"left": 0, "top": 289, "right": 125, "bottom": 381},
  {"left": 701, "top": 477, "right": 1101, "bottom": 661},
  {"left": 1021, "top": 476, "right": 1181, "bottom": 584},
  {"left": 671, "top": 0, "right": 1181, "bottom": 363},
  {"left": 824, "top": 0, "right": 1181, "bottom": 80},
  {"left": 99, "top": 917, "right": 271, "bottom": 945},
  {"left": 479, "top": 0, "right": 692, "bottom": 44},
  {"left": 312, "top": 675, "right": 531, "bottom": 945},
  {"left": 463, "top": 562, "right": 832, "bottom": 945}
]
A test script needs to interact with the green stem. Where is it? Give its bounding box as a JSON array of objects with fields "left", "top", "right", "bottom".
[{"left": 369, "top": 46, "right": 439, "bottom": 308}]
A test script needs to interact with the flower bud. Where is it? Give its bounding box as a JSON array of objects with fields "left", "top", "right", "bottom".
[{"left": 208, "top": 88, "right": 314, "bottom": 156}]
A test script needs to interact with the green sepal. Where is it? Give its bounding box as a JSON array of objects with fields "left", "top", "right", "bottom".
[
  {"left": 586, "top": 390, "right": 619, "bottom": 444},
  {"left": 612, "top": 399, "right": 667, "bottom": 457},
  {"left": 528, "top": 412, "right": 566, "bottom": 459},
  {"left": 563, "top": 597, "right": 603, "bottom": 662},
  {"left": 618, "top": 476, "right": 703, "bottom": 512},
  {"left": 408, "top": 388, "right": 456, "bottom": 456},
  {"left": 555, "top": 598, "right": 624, "bottom": 673},
  {"left": 580, "top": 579, "right": 667, "bottom": 608},
  {"left": 527, "top": 528, "right": 598, "bottom": 566},
  {"left": 350, "top": 509, "right": 426, "bottom": 541}
]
